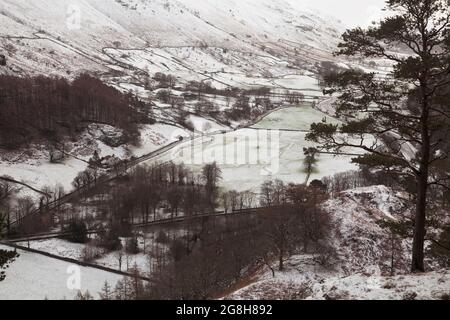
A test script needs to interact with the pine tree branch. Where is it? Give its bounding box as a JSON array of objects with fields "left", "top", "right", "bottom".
[{"left": 321, "top": 134, "right": 420, "bottom": 175}]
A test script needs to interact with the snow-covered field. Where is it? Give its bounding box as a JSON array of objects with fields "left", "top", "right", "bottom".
[
  {"left": 15, "top": 238, "right": 150, "bottom": 273},
  {"left": 0, "top": 244, "right": 123, "bottom": 300},
  {"left": 273, "top": 74, "right": 321, "bottom": 90},
  {"left": 145, "top": 106, "right": 358, "bottom": 192},
  {"left": 161, "top": 130, "right": 357, "bottom": 192},
  {"left": 0, "top": 154, "right": 88, "bottom": 200},
  {"left": 186, "top": 115, "right": 229, "bottom": 134},
  {"left": 252, "top": 105, "right": 340, "bottom": 130}
]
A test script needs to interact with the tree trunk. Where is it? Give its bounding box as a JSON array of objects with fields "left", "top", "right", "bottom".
[
  {"left": 390, "top": 235, "right": 395, "bottom": 276},
  {"left": 278, "top": 250, "right": 284, "bottom": 271},
  {"left": 411, "top": 99, "right": 430, "bottom": 273},
  {"left": 7, "top": 212, "right": 10, "bottom": 237},
  {"left": 411, "top": 172, "right": 428, "bottom": 272}
]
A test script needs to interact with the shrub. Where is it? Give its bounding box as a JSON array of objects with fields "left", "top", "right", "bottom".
[
  {"left": 440, "top": 293, "right": 450, "bottom": 300},
  {"left": 125, "top": 236, "right": 140, "bottom": 254},
  {"left": 65, "top": 220, "right": 88, "bottom": 244},
  {"left": 97, "top": 225, "right": 123, "bottom": 252},
  {"left": 156, "top": 231, "right": 169, "bottom": 244},
  {"left": 81, "top": 244, "right": 103, "bottom": 262}
]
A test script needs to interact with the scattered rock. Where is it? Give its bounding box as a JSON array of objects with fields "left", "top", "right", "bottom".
[
  {"left": 323, "top": 287, "right": 350, "bottom": 300},
  {"left": 382, "top": 281, "right": 396, "bottom": 289},
  {"left": 402, "top": 291, "right": 417, "bottom": 300},
  {"left": 0, "top": 54, "right": 6, "bottom": 66},
  {"left": 49, "top": 150, "right": 65, "bottom": 163}
]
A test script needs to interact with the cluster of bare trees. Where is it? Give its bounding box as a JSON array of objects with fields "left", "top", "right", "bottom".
[
  {"left": 221, "top": 190, "right": 257, "bottom": 213},
  {"left": 78, "top": 162, "right": 223, "bottom": 228},
  {"left": 8, "top": 160, "right": 223, "bottom": 240},
  {"left": 152, "top": 78, "right": 279, "bottom": 128},
  {"left": 155, "top": 89, "right": 184, "bottom": 109},
  {"left": 72, "top": 168, "right": 101, "bottom": 192},
  {"left": 259, "top": 180, "right": 283, "bottom": 206},
  {"left": 225, "top": 93, "right": 275, "bottom": 121},
  {"left": 68, "top": 175, "right": 333, "bottom": 300},
  {"left": 0, "top": 74, "right": 146, "bottom": 149},
  {"left": 0, "top": 179, "right": 65, "bottom": 238},
  {"left": 153, "top": 72, "right": 177, "bottom": 89},
  {"left": 10, "top": 196, "right": 54, "bottom": 239},
  {"left": 284, "top": 90, "right": 305, "bottom": 104},
  {"left": 185, "top": 80, "right": 239, "bottom": 99},
  {"left": 184, "top": 81, "right": 275, "bottom": 104},
  {"left": 194, "top": 99, "right": 220, "bottom": 116},
  {"left": 0, "top": 181, "right": 14, "bottom": 238},
  {"left": 128, "top": 181, "right": 332, "bottom": 300}
]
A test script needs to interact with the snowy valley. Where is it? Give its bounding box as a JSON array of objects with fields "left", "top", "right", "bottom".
[{"left": 0, "top": 0, "right": 450, "bottom": 302}]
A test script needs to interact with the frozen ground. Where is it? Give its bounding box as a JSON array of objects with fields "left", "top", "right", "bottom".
[
  {"left": 0, "top": 244, "right": 123, "bottom": 300},
  {"left": 228, "top": 261, "right": 450, "bottom": 300}
]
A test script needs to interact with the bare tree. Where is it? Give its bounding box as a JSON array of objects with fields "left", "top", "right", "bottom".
[
  {"left": 115, "top": 249, "right": 124, "bottom": 271},
  {"left": 201, "top": 162, "right": 222, "bottom": 209}
]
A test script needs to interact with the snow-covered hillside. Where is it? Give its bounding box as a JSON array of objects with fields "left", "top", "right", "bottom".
[
  {"left": 226, "top": 186, "right": 450, "bottom": 300},
  {"left": 0, "top": 0, "right": 345, "bottom": 78}
]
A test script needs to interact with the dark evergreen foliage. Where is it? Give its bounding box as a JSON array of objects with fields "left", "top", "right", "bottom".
[{"left": 307, "top": 0, "right": 450, "bottom": 272}]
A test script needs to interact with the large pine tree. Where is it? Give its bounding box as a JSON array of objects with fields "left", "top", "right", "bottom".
[{"left": 307, "top": 0, "right": 450, "bottom": 272}]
